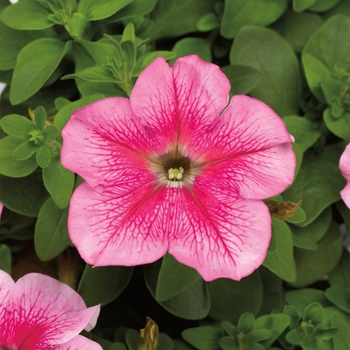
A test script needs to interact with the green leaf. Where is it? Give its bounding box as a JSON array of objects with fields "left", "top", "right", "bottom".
[
  {"left": 107, "top": 0, "right": 157, "bottom": 22},
  {"left": 321, "top": 76, "right": 343, "bottom": 105},
  {"left": 62, "top": 66, "right": 117, "bottom": 83},
  {"left": 221, "top": 0, "right": 287, "bottom": 38},
  {"left": 0, "top": 244, "right": 11, "bottom": 274},
  {"left": 286, "top": 329, "right": 303, "bottom": 345},
  {"left": 0, "top": 0, "right": 53, "bottom": 30},
  {"left": 0, "top": 17, "right": 56, "bottom": 70},
  {"left": 55, "top": 97, "right": 71, "bottom": 111},
  {"left": 10, "top": 38, "right": 69, "bottom": 105},
  {"left": 0, "top": 172, "right": 49, "bottom": 217},
  {"left": 258, "top": 266, "right": 284, "bottom": 315},
  {"left": 144, "top": 260, "right": 210, "bottom": 320},
  {"left": 34, "top": 197, "right": 70, "bottom": 261},
  {"left": 230, "top": 26, "right": 301, "bottom": 116},
  {"left": 34, "top": 106, "right": 46, "bottom": 130},
  {"left": 323, "top": 107, "right": 350, "bottom": 141},
  {"left": 78, "top": 0, "right": 132, "bottom": 21},
  {"left": 272, "top": 9, "right": 324, "bottom": 53},
  {"left": 197, "top": 13, "right": 219, "bottom": 31},
  {"left": 263, "top": 218, "right": 296, "bottom": 282},
  {"left": 291, "top": 207, "right": 332, "bottom": 243},
  {"left": 246, "top": 329, "right": 272, "bottom": 344},
  {"left": 120, "top": 40, "right": 136, "bottom": 74},
  {"left": 309, "top": 0, "right": 343, "bottom": 12},
  {"left": 303, "top": 302, "right": 324, "bottom": 324},
  {"left": 322, "top": 0, "right": 350, "bottom": 20},
  {"left": 325, "top": 286, "right": 350, "bottom": 313},
  {"left": 208, "top": 270, "right": 263, "bottom": 324},
  {"left": 155, "top": 253, "right": 201, "bottom": 302},
  {"left": 182, "top": 326, "right": 222, "bottom": 350},
  {"left": 283, "top": 147, "right": 345, "bottom": 226},
  {"left": 331, "top": 315, "right": 350, "bottom": 350},
  {"left": 0, "top": 136, "right": 38, "bottom": 177},
  {"left": 140, "top": 0, "right": 216, "bottom": 41},
  {"left": 12, "top": 141, "right": 39, "bottom": 160},
  {"left": 291, "top": 229, "right": 318, "bottom": 250},
  {"left": 121, "top": 23, "right": 135, "bottom": 43},
  {"left": 237, "top": 313, "right": 255, "bottom": 334},
  {"left": 43, "top": 125, "right": 58, "bottom": 144},
  {"left": 285, "top": 288, "right": 331, "bottom": 311},
  {"left": 42, "top": 156, "right": 74, "bottom": 209},
  {"left": 125, "top": 329, "right": 140, "bottom": 350},
  {"left": 219, "top": 337, "right": 238, "bottom": 350},
  {"left": 221, "top": 65, "right": 263, "bottom": 96},
  {"left": 157, "top": 334, "right": 174, "bottom": 350},
  {"left": 78, "top": 265, "right": 133, "bottom": 307},
  {"left": 72, "top": 41, "right": 126, "bottom": 98},
  {"left": 36, "top": 145, "right": 51, "bottom": 168},
  {"left": 282, "top": 116, "right": 321, "bottom": 152},
  {"left": 65, "top": 12, "right": 88, "bottom": 39},
  {"left": 222, "top": 321, "right": 236, "bottom": 337},
  {"left": 171, "top": 37, "right": 212, "bottom": 64},
  {"left": 328, "top": 249, "right": 350, "bottom": 290},
  {"left": 255, "top": 314, "right": 291, "bottom": 349},
  {"left": 290, "top": 221, "right": 343, "bottom": 287},
  {"left": 0, "top": 114, "right": 36, "bottom": 138},
  {"left": 302, "top": 15, "right": 350, "bottom": 103},
  {"left": 286, "top": 205, "right": 307, "bottom": 224},
  {"left": 293, "top": 0, "right": 317, "bottom": 12}
]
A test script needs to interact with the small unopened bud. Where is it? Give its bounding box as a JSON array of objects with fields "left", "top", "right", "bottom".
[
  {"left": 264, "top": 199, "right": 302, "bottom": 221},
  {"left": 138, "top": 317, "right": 159, "bottom": 350}
]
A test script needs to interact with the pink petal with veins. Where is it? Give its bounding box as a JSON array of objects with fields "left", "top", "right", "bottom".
[
  {"left": 130, "top": 55, "right": 231, "bottom": 147},
  {"left": 58, "top": 335, "right": 102, "bottom": 350},
  {"left": 0, "top": 272, "right": 100, "bottom": 349},
  {"left": 168, "top": 184, "right": 271, "bottom": 281},
  {"left": 68, "top": 182, "right": 169, "bottom": 266},
  {"left": 339, "top": 143, "right": 350, "bottom": 208},
  {"left": 61, "top": 98, "right": 157, "bottom": 189}
]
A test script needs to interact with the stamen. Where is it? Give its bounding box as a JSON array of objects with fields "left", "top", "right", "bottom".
[{"left": 168, "top": 167, "right": 184, "bottom": 181}]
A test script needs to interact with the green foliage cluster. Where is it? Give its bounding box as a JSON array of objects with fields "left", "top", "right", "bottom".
[{"left": 0, "top": 0, "right": 349, "bottom": 349}]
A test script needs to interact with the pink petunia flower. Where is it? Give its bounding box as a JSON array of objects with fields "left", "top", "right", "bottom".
[
  {"left": 339, "top": 143, "right": 350, "bottom": 209},
  {"left": 0, "top": 270, "right": 102, "bottom": 350},
  {"left": 61, "top": 55, "right": 295, "bottom": 281}
]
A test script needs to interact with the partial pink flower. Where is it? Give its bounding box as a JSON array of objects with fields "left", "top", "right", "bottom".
[
  {"left": 0, "top": 270, "right": 102, "bottom": 350},
  {"left": 339, "top": 143, "right": 350, "bottom": 209},
  {"left": 61, "top": 55, "right": 295, "bottom": 281}
]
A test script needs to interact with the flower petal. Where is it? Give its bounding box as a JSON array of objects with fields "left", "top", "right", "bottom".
[
  {"left": 58, "top": 335, "right": 103, "bottom": 350},
  {"left": 130, "top": 55, "right": 230, "bottom": 147},
  {"left": 61, "top": 98, "right": 159, "bottom": 188},
  {"left": 200, "top": 144, "right": 295, "bottom": 199},
  {"left": 339, "top": 143, "right": 350, "bottom": 208},
  {"left": 68, "top": 182, "right": 169, "bottom": 266},
  {"left": 0, "top": 270, "right": 14, "bottom": 346},
  {"left": 4, "top": 273, "right": 99, "bottom": 347},
  {"left": 168, "top": 184, "right": 271, "bottom": 281},
  {"left": 189, "top": 95, "right": 296, "bottom": 199},
  {"left": 0, "top": 269, "right": 13, "bottom": 307}
]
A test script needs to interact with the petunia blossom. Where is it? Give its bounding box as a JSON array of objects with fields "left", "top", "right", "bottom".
[
  {"left": 339, "top": 143, "right": 350, "bottom": 209},
  {"left": 61, "top": 55, "right": 296, "bottom": 281},
  {"left": 0, "top": 270, "right": 102, "bottom": 350}
]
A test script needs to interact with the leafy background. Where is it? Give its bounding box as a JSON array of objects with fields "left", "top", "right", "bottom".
[{"left": 0, "top": 0, "right": 349, "bottom": 349}]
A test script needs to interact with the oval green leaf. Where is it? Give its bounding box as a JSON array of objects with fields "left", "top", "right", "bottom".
[
  {"left": 0, "top": 0, "right": 53, "bottom": 30},
  {"left": 230, "top": 25, "right": 301, "bottom": 116},
  {"left": 10, "top": 38, "right": 67, "bottom": 105}
]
